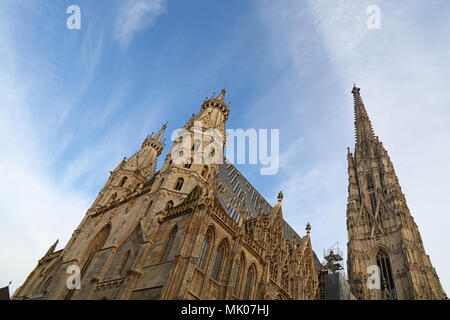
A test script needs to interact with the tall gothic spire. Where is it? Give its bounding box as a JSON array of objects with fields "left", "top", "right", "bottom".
[
  {"left": 154, "top": 121, "right": 168, "bottom": 143},
  {"left": 141, "top": 121, "right": 167, "bottom": 153},
  {"left": 352, "top": 84, "right": 376, "bottom": 145},
  {"left": 346, "top": 85, "right": 447, "bottom": 300}
]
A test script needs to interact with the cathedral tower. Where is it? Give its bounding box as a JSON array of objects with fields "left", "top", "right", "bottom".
[{"left": 346, "top": 85, "right": 447, "bottom": 300}]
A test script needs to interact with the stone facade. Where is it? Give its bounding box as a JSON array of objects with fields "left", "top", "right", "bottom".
[
  {"left": 13, "top": 89, "right": 319, "bottom": 300},
  {"left": 346, "top": 85, "right": 447, "bottom": 300}
]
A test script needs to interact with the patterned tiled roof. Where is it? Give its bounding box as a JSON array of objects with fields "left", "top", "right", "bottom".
[{"left": 215, "top": 160, "right": 302, "bottom": 242}]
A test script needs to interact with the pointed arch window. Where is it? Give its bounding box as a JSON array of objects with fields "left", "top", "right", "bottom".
[
  {"left": 370, "top": 193, "right": 377, "bottom": 214},
  {"left": 243, "top": 266, "right": 256, "bottom": 300},
  {"left": 174, "top": 178, "right": 184, "bottom": 191},
  {"left": 197, "top": 229, "right": 213, "bottom": 270},
  {"left": 161, "top": 226, "right": 177, "bottom": 263},
  {"left": 211, "top": 240, "right": 228, "bottom": 281},
  {"left": 376, "top": 247, "right": 397, "bottom": 300},
  {"left": 119, "top": 176, "right": 128, "bottom": 187},
  {"left": 66, "top": 223, "right": 111, "bottom": 300}
]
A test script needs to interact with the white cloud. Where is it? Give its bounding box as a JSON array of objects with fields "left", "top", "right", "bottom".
[{"left": 115, "top": 0, "right": 167, "bottom": 48}]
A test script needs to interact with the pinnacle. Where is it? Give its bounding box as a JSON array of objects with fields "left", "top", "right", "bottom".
[
  {"left": 154, "top": 121, "right": 168, "bottom": 142},
  {"left": 216, "top": 88, "right": 226, "bottom": 101}
]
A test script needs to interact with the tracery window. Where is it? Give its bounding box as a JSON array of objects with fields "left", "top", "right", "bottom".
[
  {"left": 243, "top": 266, "right": 256, "bottom": 299},
  {"left": 211, "top": 240, "right": 228, "bottom": 281},
  {"left": 197, "top": 229, "right": 213, "bottom": 270},
  {"left": 376, "top": 247, "right": 397, "bottom": 300},
  {"left": 370, "top": 193, "right": 377, "bottom": 214}
]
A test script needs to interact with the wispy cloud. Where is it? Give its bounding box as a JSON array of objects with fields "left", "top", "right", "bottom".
[{"left": 115, "top": 0, "right": 167, "bottom": 48}]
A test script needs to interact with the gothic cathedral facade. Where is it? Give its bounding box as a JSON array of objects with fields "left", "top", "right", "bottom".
[
  {"left": 346, "top": 85, "right": 447, "bottom": 300},
  {"left": 13, "top": 86, "right": 447, "bottom": 300},
  {"left": 13, "top": 89, "right": 320, "bottom": 300}
]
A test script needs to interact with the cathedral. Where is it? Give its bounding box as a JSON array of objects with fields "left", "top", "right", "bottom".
[
  {"left": 12, "top": 86, "right": 447, "bottom": 300},
  {"left": 12, "top": 89, "right": 320, "bottom": 300}
]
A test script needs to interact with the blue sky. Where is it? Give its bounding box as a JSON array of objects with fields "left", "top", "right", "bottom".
[{"left": 1, "top": 0, "right": 449, "bottom": 296}]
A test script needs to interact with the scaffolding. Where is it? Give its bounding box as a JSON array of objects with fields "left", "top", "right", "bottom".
[
  {"left": 322, "top": 242, "right": 344, "bottom": 275},
  {"left": 319, "top": 242, "right": 356, "bottom": 300}
]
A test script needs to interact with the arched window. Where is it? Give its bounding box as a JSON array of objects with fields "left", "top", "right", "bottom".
[
  {"left": 201, "top": 166, "right": 209, "bottom": 178},
  {"left": 66, "top": 223, "right": 111, "bottom": 300},
  {"left": 161, "top": 226, "right": 177, "bottom": 262},
  {"left": 197, "top": 229, "right": 213, "bottom": 270},
  {"left": 370, "top": 193, "right": 377, "bottom": 214},
  {"left": 118, "top": 250, "right": 131, "bottom": 275},
  {"left": 233, "top": 254, "right": 245, "bottom": 296},
  {"left": 165, "top": 201, "right": 174, "bottom": 210},
  {"left": 376, "top": 247, "right": 397, "bottom": 300},
  {"left": 119, "top": 176, "right": 128, "bottom": 187},
  {"left": 184, "top": 157, "right": 193, "bottom": 169},
  {"left": 211, "top": 240, "right": 228, "bottom": 281},
  {"left": 243, "top": 266, "right": 256, "bottom": 299},
  {"left": 174, "top": 177, "right": 184, "bottom": 191}
]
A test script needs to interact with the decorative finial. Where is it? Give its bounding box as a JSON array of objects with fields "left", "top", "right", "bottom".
[
  {"left": 216, "top": 88, "right": 226, "bottom": 101},
  {"left": 352, "top": 84, "right": 360, "bottom": 94},
  {"left": 277, "top": 191, "right": 283, "bottom": 203},
  {"left": 306, "top": 223, "right": 311, "bottom": 235}
]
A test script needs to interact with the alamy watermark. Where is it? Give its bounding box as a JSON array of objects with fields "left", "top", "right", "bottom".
[
  {"left": 367, "top": 265, "right": 381, "bottom": 289},
  {"left": 66, "top": 5, "right": 81, "bottom": 30},
  {"left": 170, "top": 121, "right": 279, "bottom": 175},
  {"left": 66, "top": 265, "right": 81, "bottom": 289},
  {"left": 367, "top": 5, "right": 381, "bottom": 30}
]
